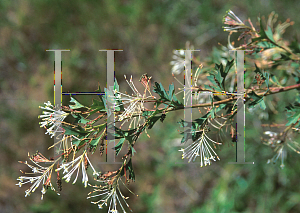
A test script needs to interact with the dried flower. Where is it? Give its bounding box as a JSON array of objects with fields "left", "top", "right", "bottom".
[
  {"left": 16, "top": 152, "right": 60, "bottom": 200},
  {"left": 223, "top": 10, "right": 249, "bottom": 32}
]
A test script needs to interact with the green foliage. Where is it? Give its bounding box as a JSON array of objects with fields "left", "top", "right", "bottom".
[
  {"left": 153, "top": 82, "right": 182, "bottom": 107},
  {"left": 204, "top": 60, "right": 234, "bottom": 92},
  {"left": 119, "top": 157, "right": 135, "bottom": 181},
  {"left": 247, "top": 91, "right": 266, "bottom": 110},
  {"left": 69, "top": 97, "right": 86, "bottom": 109},
  {"left": 114, "top": 138, "right": 126, "bottom": 156},
  {"left": 62, "top": 125, "right": 88, "bottom": 136},
  {"left": 71, "top": 113, "right": 91, "bottom": 124},
  {"left": 252, "top": 18, "right": 276, "bottom": 43},
  {"left": 71, "top": 135, "right": 89, "bottom": 147},
  {"left": 285, "top": 101, "right": 300, "bottom": 127},
  {"left": 90, "top": 98, "right": 106, "bottom": 114},
  {"left": 179, "top": 103, "right": 227, "bottom": 143}
]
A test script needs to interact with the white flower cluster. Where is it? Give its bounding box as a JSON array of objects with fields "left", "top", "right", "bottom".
[
  {"left": 170, "top": 41, "right": 195, "bottom": 76},
  {"left": 264, "top": 131, "right": 300, "bottom": 169},
  {"left": 56, "top": 151, "right": 99, "bottom": 188},
  {"left": 264, "top": 131, "right": 280, "bottom": 146},
  {"left": 267, "top": 145, "right": 286, "bottom": 169},
  {"left": 170, "top": 50, "right": 185, "bottom": 75},
  {"left": 88, "top": 178, "right": 133, "bottom": 213},
  {"left": 179, "top": 128, "right": 221, "bottom": 167},
  {"left": 38, "top": 101, "right": 69, "bottom": 138},
  {"left": 114, "top": 75, "right": 151, "bottom": 128}
]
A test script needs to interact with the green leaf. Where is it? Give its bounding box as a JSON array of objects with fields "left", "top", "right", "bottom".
[
  {"left": 256, "top": 41, "right": 277, "bottom": 49},
  {"left": 213, "top": 86, "right": 223, "bottom": 92},
  {"left": 153, "top": 82, "right": 182, "bottom": 107},
  {"left": 90, "top": 98, "right": 105, "bottom": 115},
  {"left": 113, "top": 126, "right": 125, "bottom": 138},
  {"left": 296, "top": 95, "right": 300, "bottom": 103},
  {"left": 270, "top": 74, "right": 282, "bottom": 87},
  {"left": 142, "top": 111, "right": 155, "bottom": 118},
  {"left": 62, "top": 125, "right": 81, "bottom": 135},
  {"left": 96, "top": 123, "right": 106, "bottom": 133},
  {"left": 113, "top": 127, "right": 137, "bottom": 143},
  {"left": 265, "top": 26, "right": 275, "bottom": 43},
  {"left": 206, "top": 71, "right": 224, "bottom": 92},
  {"left": 90, "top": 137, "right": 101, "bottom": 147},
  {"left": 213, "top": 103, "right": 227, "bottom": 115},
  {"left": 89, "top": 125, "right": 106, "bottom": 147},
  {"left": 168, "top": 83, "right": 175, "bottom": 101},
  {"left": 112, "top": 80, "right": 125, "bottom": 112},
  {"left": 178, "top": 119, "right": 189, "bottom": 128},
  {"left": 251, "top": 18, "right": 278, "bottom": 50},
  {"left": 223, "top": 60, "right": 234, "bottom": 76},
  {"left": 114, "top": 138, "right": 125, "bottom": 156},
  {"left": 247, "top": 91, "right": 266, "bottom": 110},
  {"left": 91, "top": 98, "right": 105, "bottom": 109},
  {"left": 114, "top": 79, "right": 120, "bottom": 92},
  {"left": 214, "top": 70, "right": 223, "bottom": 87},
  {"left": 119, "top": 157, "right": 135, "bottom": 181},
  {"left": 285, "top": 102, "right": 300, "bottom": 112},
  {"left": 207, "top": 75, "right": 220, "bottom": 88},
  {"left": 71, "top": 136, "right": 88, "bottom": 147},
  {"left": 285, "top": 102, "right": 300, "bottom": 126},
  {"left": 289, "top": 37, "right": 300, "bottom": 54},
  {"left": 95, "top": 84, "right": 102, "bottom": 93},
  {"left": 253, "top": 64, "right": 270, "bottom": 92},
  {"left": 148, "top": 116, "right": 160, "bottom": 129},
  {"left": 69, "top": 97, "right": 85, "bottom": 109},
  {"left": 264, "top": 72, "right": 270, "bottom": 89},
  {"left": 125, "top": 135, "right": 134, "bottom": 145},
  {"left": 204, "top": 84, "right": 212, "bottom": 91},
  {"left": 71, "top": 114, "right": 90, "bottom": 124},
  {"left": 180, "top": 130, "right": 192, "bottom": 143},
  {"left": 178, "top": 111, "right": 212, "bottom": 144},
  {"left": 127, "top": 158, "right": 135, "bottom": 181},
  {"left": 75, "top": 125, "right": 89, "bottom": 134},
  {"left": 168, "top": 83, "right": 182, "bottom": 107},
  {"left": 213, "top": 59, "right": 234, "bottom": 92},
  {"left": 286, "top": 113, "right": 300, "bottom": 126},
  {"left": 252, "top": 18, "right": 269, "bottom": 43},
  {"left": 153, "top": 82, "right": 169, "bottom": 101},
  {"left": 171, "top": 94, "right": 182, "bottom": 107},
  {"left": 130, "top": 146, "right": 137, "bottom": 156}
]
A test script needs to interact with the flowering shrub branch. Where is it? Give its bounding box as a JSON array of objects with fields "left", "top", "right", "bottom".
[{"left": 16, "top": 10, "right": 300, "bottom": 212}]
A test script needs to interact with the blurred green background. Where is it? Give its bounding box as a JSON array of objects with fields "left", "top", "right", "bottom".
[{"left": 1, "top": 0, "right": 300, "bottom": 212}]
